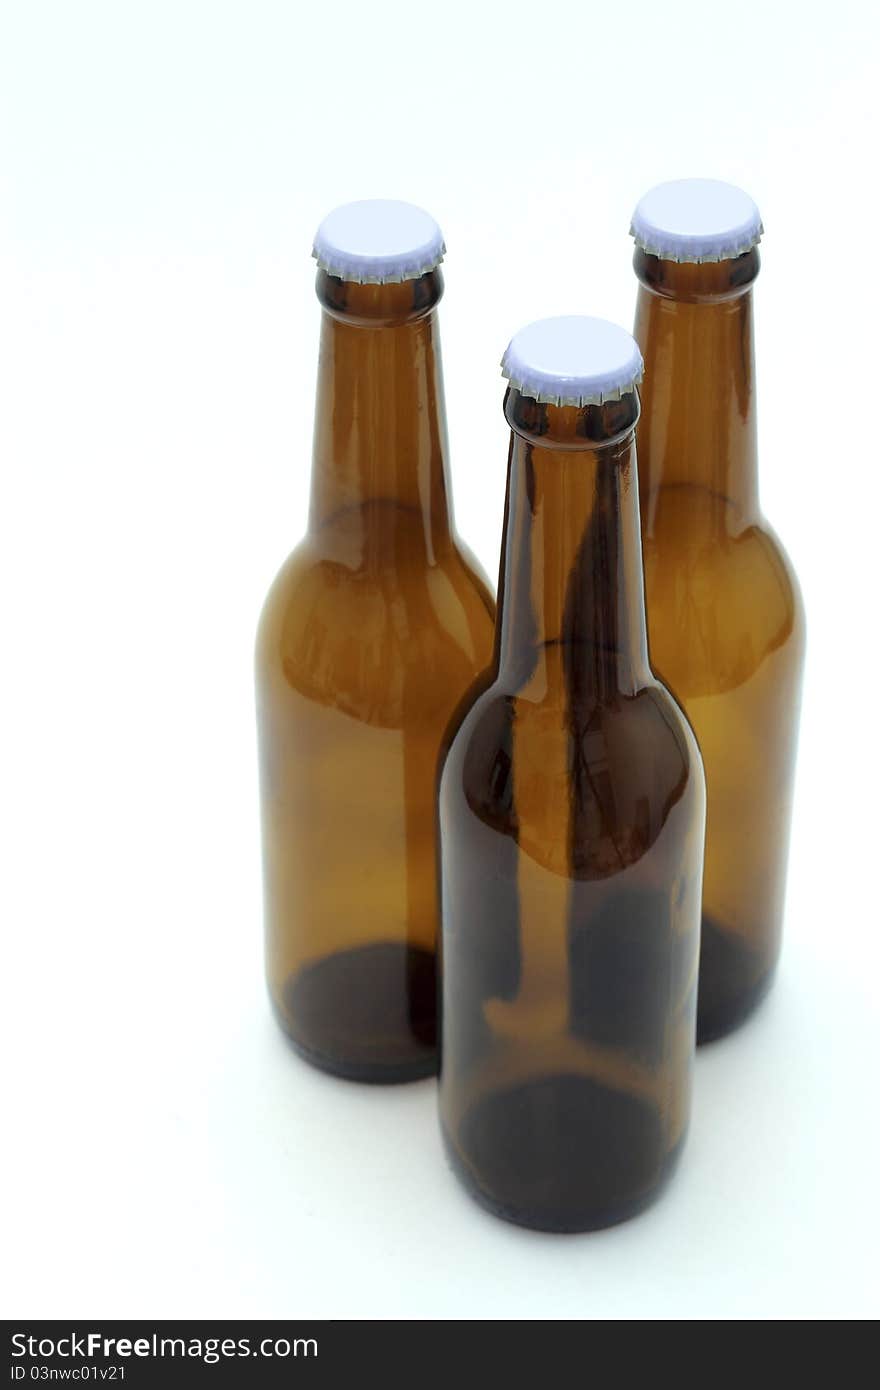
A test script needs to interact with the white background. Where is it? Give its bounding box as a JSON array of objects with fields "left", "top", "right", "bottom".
[{"left": 2, "top": 0, "right": 878, "bottom": 1321}]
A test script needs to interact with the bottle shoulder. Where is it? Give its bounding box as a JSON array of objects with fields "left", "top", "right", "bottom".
[
  {"left": 443, "top": 679, "right": 702, "bottom": 803},
  {"left": 258, "top": 535, "right": 494, "bottom": 640},
  {"left": 450, "top": 533, "right": 494, "bottom": 608},
  {"left": 256, "top": 535, "right": 495, "bottom": 724},
  {"left": 642, "top": 487, "right": 805, "bottom": 691},
  {"left": 441, "top": 679, "right": 703, "bottom": 879},
  {"left": 756, "top": 517, "right": 805, "bottom": 628}
]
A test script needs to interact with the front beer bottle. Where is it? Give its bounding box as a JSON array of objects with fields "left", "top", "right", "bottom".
[
  {"left": 631, "top": 180, "right": 805, "bottom": 1042},
  {"left": 256, "top": 201, "right": 495, "bottom": 1081},
  {"left": 438, "top": 318, "right": 705, "bottom": 1230}
]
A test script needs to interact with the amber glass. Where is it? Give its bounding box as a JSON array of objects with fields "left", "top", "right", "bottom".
[
  {"left": 438, "top": 387, "right": 705, "bottom": 1231},
  {"left": 256, "top": 268, "right": 495, "bottom": 1082},
  {"left": 633, "top": 249, "right": 805, "bottom": 1043}
]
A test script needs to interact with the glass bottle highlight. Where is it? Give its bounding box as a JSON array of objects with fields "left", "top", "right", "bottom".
[
  {"left": 631, "top": 180, "right": 805, "bottom": 1042},
  {"left": 256, "top": 201, "right": 495, "bottom": 1081},
  {"left": 438, "top": 317, "right": 706, "bottom": 1231}
]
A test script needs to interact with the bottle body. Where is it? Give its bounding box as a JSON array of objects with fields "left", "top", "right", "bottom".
[
  {"left": 634, "top": 250, "right": 805, "bottom": 1042},
  {"left": 438, "top": 385, "right": 705, "bottom": 1230},
  {"left": 257, "top": 270, "right": 495, "bottom": 1081}
]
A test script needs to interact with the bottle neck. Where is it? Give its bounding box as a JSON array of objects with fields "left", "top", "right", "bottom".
[
  {"left": 633, "top": 249, "right": 760, "bottom": 533},
  {"left": 308, "top": 270, "right": 453, "bottom": 562},
  {"left": 496, "top": 390, "right": 651, "bottom": 701}
]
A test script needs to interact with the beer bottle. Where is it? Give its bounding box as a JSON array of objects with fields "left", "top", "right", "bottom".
[
  {"left": 438, "top": 317, "right": 705, "bottom": 1231},
  {"left": 631, "top": 180, "right": 805, "bottom": 1042},
  {"left": 256, "top": 201, "right": 495, "bottom": 1082}
]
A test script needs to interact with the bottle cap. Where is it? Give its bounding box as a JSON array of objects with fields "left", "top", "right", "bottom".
[
  {"left": 501, "top": 316, "right": 644, "bottom": 408},
  {"left": 630, "top": 179, "right": 763, "bottom": 263},
  {"left": 312, "top": 199, "right": 445, "bottom": 284}
]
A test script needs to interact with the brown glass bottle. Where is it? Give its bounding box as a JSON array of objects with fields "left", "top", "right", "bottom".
[
  {"left": 633, "top": 192, "right": 805, "bottom": 1044},
  {"left": 256, "top": 209, "right": 495, "bottom": 1082},
  {"left": 438, "top": 318, "right": 705, "bottom": 1231}
]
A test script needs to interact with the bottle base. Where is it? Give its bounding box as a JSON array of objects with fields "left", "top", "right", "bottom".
[
  {"left": 271, "top": 941, "right": 438, "bottom": 1084},
  {"left": 279, "top": 1027, "right": 437, "bottom": 1084},
  {"left": 441, "top": 1073, "right": 684, "bottom": 1233},
  {"left": 696, "top": 915, "right": 776, "bottom": 1045}
]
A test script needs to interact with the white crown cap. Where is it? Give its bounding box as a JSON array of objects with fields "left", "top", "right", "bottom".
[
  {"left": 501, "top": 316, "right": 644, "bottom": 408},
  {"left": 630, "top": 179, "right": 763, "bottom": 263},
  {"left": 312, "top": 200, "right": 445, "bottom": 284}
]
